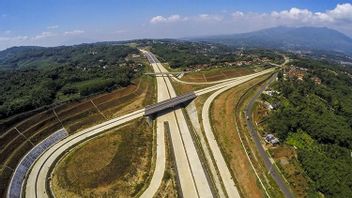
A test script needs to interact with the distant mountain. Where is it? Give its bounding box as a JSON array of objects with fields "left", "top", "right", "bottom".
[{"left": 191, "top": 26, "right": 352, "bottom": 56}]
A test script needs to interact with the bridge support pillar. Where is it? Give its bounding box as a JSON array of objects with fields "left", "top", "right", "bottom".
[{"left": 145, "top": 115, "right": 154, "bottom": 126}]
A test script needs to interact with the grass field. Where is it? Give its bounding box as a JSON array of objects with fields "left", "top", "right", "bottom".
[
  {"left": 0, "top": 75, "right": 155, "bottom": 197},
  {"left": 52, "top": 118, "right": 153, "bottom": 197}
]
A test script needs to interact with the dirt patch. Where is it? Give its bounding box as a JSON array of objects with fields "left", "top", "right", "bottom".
[
  {"left": 52, "top": 119, "right": 153, "bottom": 197},
  {"left": 181, "top": 73, "right": 205, "bottom": 82},
  {"left": 269, "top": 146, "right": 310, "bottom": 197},
  {"left": 181, "top": 66, "right": 256, "bottom": 83}
]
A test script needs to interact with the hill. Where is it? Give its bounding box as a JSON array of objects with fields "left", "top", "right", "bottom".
[
  {"left": 192, "top": 26, "right": 352, "bottom": 56},
  {"left": 0, "top": 43, "right": 144, "bottom": 119},
  {"left": 0, "top": 43, "right": 138, "bottom": 70}
]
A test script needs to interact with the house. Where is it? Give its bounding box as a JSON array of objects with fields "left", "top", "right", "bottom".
[
  {"left": 287, "top": 67, "right": 305, "bottom": 80},
  {"left": 265, "top": 134, "right": 280, "bottom": 145},
  {"left": 263, "top": 90, "right": 280, "bottom": 96},
  {"left": 310, "top": 76, "right": 321, "bottom": 85},
  {"left": 132, "top": 54, "right": 140, "bottom": 58}
]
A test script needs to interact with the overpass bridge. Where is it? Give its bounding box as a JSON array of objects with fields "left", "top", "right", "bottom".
[
  {"left": 144, "top": 71, "right": 189, "bottom": 77},
  {"left": 145, "top": 71, "right": 189, "bottom": 75},
  {"left": 145, "top": 92, "right": 196, "bottom": 116}
]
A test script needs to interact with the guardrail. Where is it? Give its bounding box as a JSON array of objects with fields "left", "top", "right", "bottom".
[{"left": 7, "top": 128, "right": 68, "bottom": 198}]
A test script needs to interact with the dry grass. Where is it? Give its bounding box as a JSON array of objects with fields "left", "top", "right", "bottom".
[
  {"left": 52, "top": 119, "right": 153, "bottom": 197},
  {"left": 210, "top": 76, "right": 269, "bottom": 198},
  {"left": 269, "top": 146, "right": 310, "bottom": 197},
  {"left": 181, "top": 66, "right": 255, "bottom": 83},
  {"left": 235, "top": 78, "right": 285, "bottom": 197}
]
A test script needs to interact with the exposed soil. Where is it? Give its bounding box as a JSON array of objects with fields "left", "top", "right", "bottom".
[
  {"left": 181, "top": 66, "right": 255, "bottom": 83},
  {"left": 269, "top": 145, "right": 311, "bottom": 197}
]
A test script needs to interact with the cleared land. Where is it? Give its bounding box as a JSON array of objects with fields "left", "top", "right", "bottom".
[
  {"left": 0, "top": 76, "right": 155, "bottom": 197},
  {"left": 51, "top": 118, "right": 152, "bottom": 197},
  {"left": 209, "top": 75, "right": 269, "bottom": 198},
  {"left": 181, "top": 66, "right": 256, "bottom": 83}
]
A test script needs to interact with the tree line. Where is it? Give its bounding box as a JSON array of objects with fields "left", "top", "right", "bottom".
[{"left": 266, "top": 58, "right": 352, "bottom": 197}]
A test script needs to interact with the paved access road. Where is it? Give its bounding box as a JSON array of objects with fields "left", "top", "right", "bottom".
[{"left": 245, "top": 74, "right": 294, "bottom": 198}]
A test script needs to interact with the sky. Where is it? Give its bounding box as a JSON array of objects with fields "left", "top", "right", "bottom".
[{"left": 0, "top": 0, "right": 352, "bottom": 50}]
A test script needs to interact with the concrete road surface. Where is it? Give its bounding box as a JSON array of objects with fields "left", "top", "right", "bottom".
[
  {"left": 201, "top": 69, "right": 275, "bottom": 198},
  {"left": 141, "top": 50, "right": 213, "bottom": 198}
]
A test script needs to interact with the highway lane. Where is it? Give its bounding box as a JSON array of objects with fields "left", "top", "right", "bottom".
[
  {"left": 244, "top": 73, "right": 294, "bottom": 198},
  {"left": 141, "top": 50, "right": 213, "bottom": 198},
  {"left": 201, "top": 69, "right": 275, "bottom": 198}
]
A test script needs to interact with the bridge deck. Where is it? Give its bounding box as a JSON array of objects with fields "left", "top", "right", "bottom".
[
  {"left": 145, "top": 92, "right": 196, "bottom": 116},
  {"left": 145, "top": 72, "right": 188, "bottom": 75}
]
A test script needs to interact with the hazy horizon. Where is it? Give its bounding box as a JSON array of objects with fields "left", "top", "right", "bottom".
[{"left": 1, "top": 0, "right": 352, "bottom": 50}]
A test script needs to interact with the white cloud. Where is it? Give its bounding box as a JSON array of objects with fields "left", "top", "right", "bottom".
[
  {"left": 326, "top": 3, "right": 352, "bottom": 21},
  {"left": 150, "top": 14, "right": 188, "bottom": 24},
  {"left": 47, "top": 25, "right": 59, "bottom": 29},
  {"left": 197, "top": 14, "right": 223, "bottom": 22},
  {"left": 271, "top": 8, "right": 313, "bottom": 21},
  {"left": 33, "top": 31, "right": 55, "bottom": 40},
  {"left": 150, "top": 16, "right": 167, "bottom": 24},
  {"left": 0, "top": 36, "right": 28, "bottom": 42},
  {"left": 267, "top": 3, "right": 352, "bottom": 23},
  {"left": 229, "top": 3, "right": 352, "bottom": 29},
  {"left": 64, "top": 30, "right": 85, "bottom": 35},
  {"left": 232, "top": 11, "right": 244, "bottom": 17}
]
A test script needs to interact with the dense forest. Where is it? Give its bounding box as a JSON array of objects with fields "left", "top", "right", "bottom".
[
  {"left": 0, "top": 44, "right": 144, "bottom": 119},
  {"left": 265, "top": 58, "right": 352, "bottom": 197},
  {"left": 150, "top": 40, "right": 283, "bottom": 68}
]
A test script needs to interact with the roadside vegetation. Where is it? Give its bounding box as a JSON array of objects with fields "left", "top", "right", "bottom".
[
  {"left": 52, "top": 118, "right": 153, "bottom": 197},
  {"left": 262, "top": 58, "right": 352, "bottom": 197},
  {"left": 0, "top": 44, "right": 144, "bottom": 119}
]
